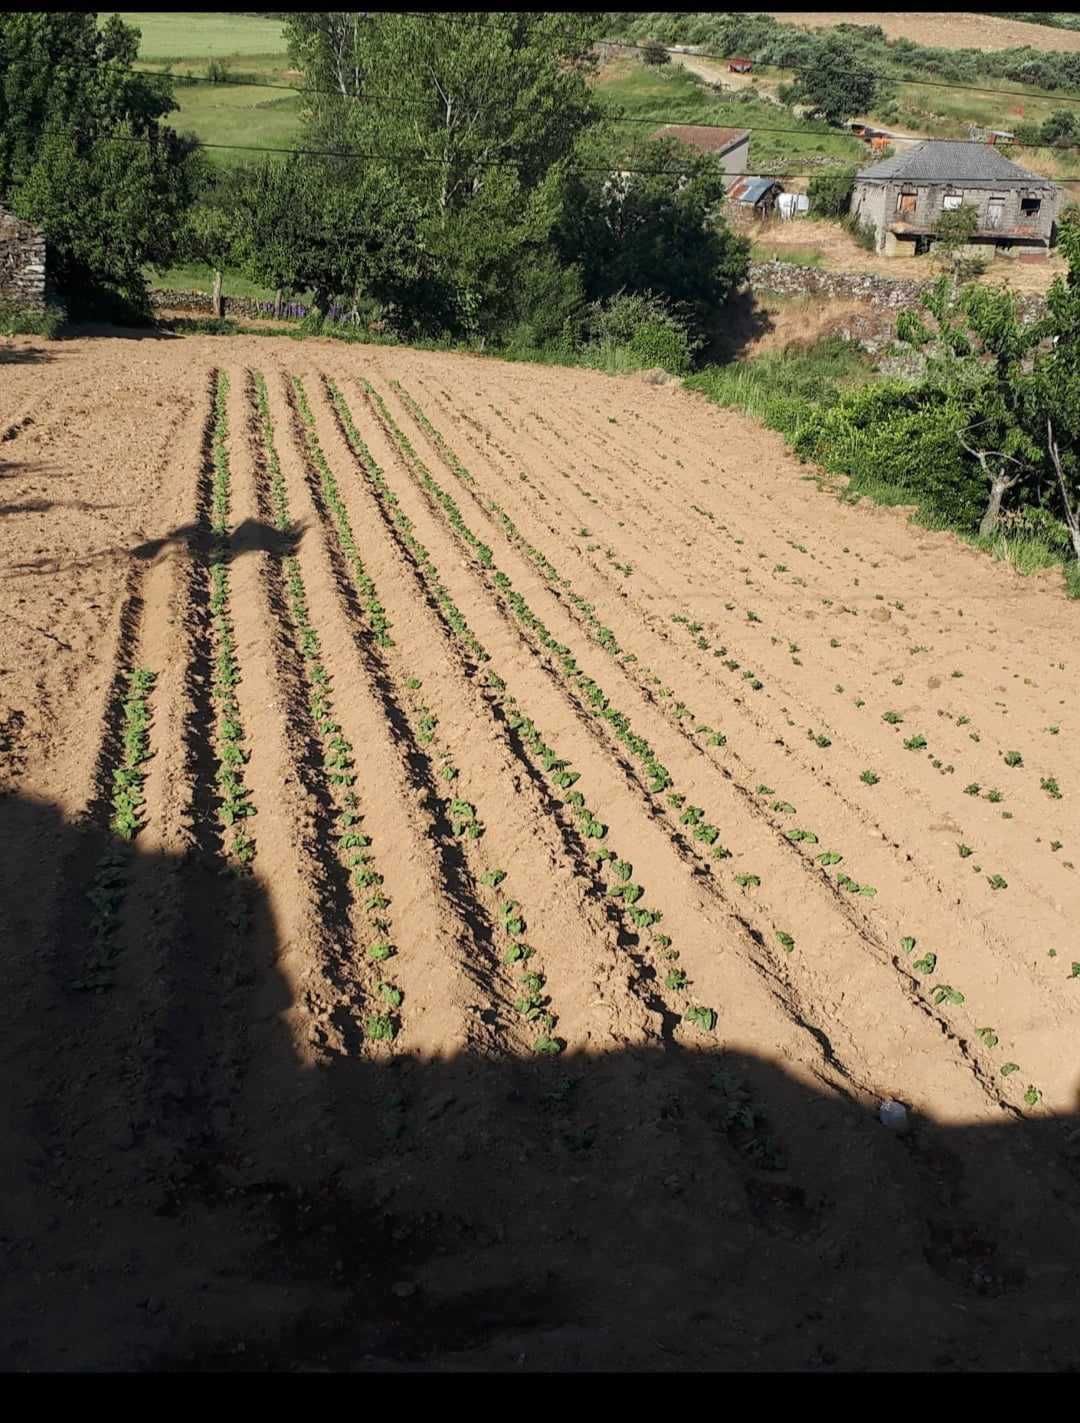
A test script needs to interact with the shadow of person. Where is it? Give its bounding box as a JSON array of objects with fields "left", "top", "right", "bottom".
[{"left": 1, "top": 788, "right": 1078, "bottom": 1372}]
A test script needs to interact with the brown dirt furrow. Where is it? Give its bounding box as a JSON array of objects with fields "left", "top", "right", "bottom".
[
  {"left": 304, "top": 368, "right": 665, "bottom": 1062},
  {"left": 488, "top": 376, "right": 1079, "bottom": 907},
  {"left": 367, "top": 372, "right": 1042, "bottom": 1110},
  {"left": 390, "top": 369, "right": 1079, "bottom": 1106},
  {"left": 265, "top": 368, "right": 506, "bottom": 1071},
  {"left": 537, "top": 373, "right": 1079, "bottom": 722},
  {"left": 323, "top": 367, "right": 1003, "bottom": 1125}
]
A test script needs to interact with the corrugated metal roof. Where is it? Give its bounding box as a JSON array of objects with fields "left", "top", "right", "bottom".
[
  {"left": 855, "top": 140, "right": 1054, "bottom": 187},
  {"left": 655, "top": 124, "right": 749, "bottom": 155},
  {"left": 728, "top": 175, "right": 780, "bottom": 204}
]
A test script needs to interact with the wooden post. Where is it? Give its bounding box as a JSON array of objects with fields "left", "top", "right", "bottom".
[{"left": 211, "top": 268, "right": 223, "bottom": 319}]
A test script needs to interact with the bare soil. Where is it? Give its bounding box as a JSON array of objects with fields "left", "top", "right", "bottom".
[
  {"left": 767, "top": 11, "right": 1080, "bottom": 53},
  {"left": 2, "top": 330, "right": 1080, "bottom": 1372}
]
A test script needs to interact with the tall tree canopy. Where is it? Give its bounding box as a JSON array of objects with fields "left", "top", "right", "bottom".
[
  {"left": 0, "top": 12, "right": 203, "bottom": 315},
  {"left": 280, "top": 10, "right": 607, "bottom": 336}
]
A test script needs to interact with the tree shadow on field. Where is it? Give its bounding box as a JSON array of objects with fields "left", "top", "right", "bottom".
[
  {"left": 2, "top": 789, "right": 1080, "bottom": 1373},
  {"left": 702, "top": 286, "right": 776, "bottom": 366},
  {"left": 6, "top": 518, "right": 306, "bottom": 576},
  {"left": 0, "top": 344, "right": 52, "bottom": 365}
]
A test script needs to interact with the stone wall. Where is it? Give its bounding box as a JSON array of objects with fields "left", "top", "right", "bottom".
[
  {"left": 746, "top": 260, "right": 1048, "bottom": 321},
  {"left": 0, "top": 208, "right": 46, "bottom": 311}
]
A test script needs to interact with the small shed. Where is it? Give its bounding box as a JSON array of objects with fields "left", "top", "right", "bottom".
[
  {"left": 728, "top": 57, "right": 753, "bottom": 73},
  {"left": 655, "top": 124, "right": 750, "bottom": 177},
  {"left": 727, "top": 175, "right": 784, "bottom": 219}
]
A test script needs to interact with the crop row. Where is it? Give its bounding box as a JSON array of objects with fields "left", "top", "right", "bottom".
[
  {"left": 322, "top": 376, "right": 715, "bottom": 1035},
  {"left": 207, "top": 372, "right": 256, "bottom": 868},
  {"left": 253, "top": 372, "right": 401, "bottom": 1042},
  {"left": 71, "top": 666, "right": 158, "bottom": 994},
  {"left": 358, "top": 380, "right": 1039, "bottom": 1094},
  {"left": 291, "top": 376, "right": 574, "bottom": 1050}
]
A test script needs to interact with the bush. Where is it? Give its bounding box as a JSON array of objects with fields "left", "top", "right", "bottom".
[
  {"left": 808, "top": 168, "right": 857, "bottom": 219},
  {"left": 640, "top": 39, "right": 670, "bottom": 67},
  {"left": 580, "top": 291, "right": 701, "bottom": 375},
  {"left": 0, "top": 300, "right": 65, "bottom": 337}
]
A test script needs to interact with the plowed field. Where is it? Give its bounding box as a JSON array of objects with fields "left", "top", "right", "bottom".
[{"left": 3, "top": 333, "right": 1080, "bottom": 1371}]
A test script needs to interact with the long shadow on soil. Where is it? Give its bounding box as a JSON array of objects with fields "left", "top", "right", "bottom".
[
  {"left": 2, "top": 789, "right": 1079, "bottom": 1373},
  {"left": 6, "top": 518, "right": 305, "bottom": 575}
]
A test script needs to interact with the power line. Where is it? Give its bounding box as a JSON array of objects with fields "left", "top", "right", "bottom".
[
  {"left": 70, "top": 124, "right": 1080, "bottom": 182},
  {"left": 119, "top": 61, "right": 1080, "bottom": 152}
]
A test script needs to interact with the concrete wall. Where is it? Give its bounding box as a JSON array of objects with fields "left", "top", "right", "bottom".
[
  {"left": 0, "top": 208, "right": 46, "bottom": 310},
  {"left": 853, "top": 178, "right": 1060, "bottom": 254}
]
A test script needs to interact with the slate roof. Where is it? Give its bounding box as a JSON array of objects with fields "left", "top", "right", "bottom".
[
  {"left": 855, "top": 140, "right": 1053, "bottom": 187},
  {"left": 655, "top": 124, "right": 749, "bottom": 155}
]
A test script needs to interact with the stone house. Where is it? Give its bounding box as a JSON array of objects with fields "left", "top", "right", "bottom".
[
  {"left": 0, "top": 206, "right": 46, "bottom": 309},
  {"left": 655, "top": 125, "right": 750, "bottom": 178},
  {"left": 849, "top": 141, "right": 1062, "bottom": 259}
]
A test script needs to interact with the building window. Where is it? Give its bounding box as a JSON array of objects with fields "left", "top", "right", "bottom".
[
  {"left": 896, "top": 190, "right": 917, "bottom": 214},
  {"left": 942, "top": 193, "right": 963, "bottom": 211},
  {"left": 1020, "top": 196, "right": 1042, "bottom": 217}
]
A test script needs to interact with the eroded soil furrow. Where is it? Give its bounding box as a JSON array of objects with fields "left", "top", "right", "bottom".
[
  {"left": 387, "top": 373, "right": 1079, "bottom": 1104},
  {"left": 264, "top": 370, "right": 508, "bottom": 1064},
  {"left": 319, "top": 370, "right": 1003, "bottom": 1123}
]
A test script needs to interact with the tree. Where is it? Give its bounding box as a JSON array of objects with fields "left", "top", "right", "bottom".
[
  {"left": 641, "top": 39, "right": 670, "bottom": 67},
  {"left": 932, "top": 202, "right": 982, "bottom": 279},
  {"left": 896, "top": 276, "right": 1044, "bottom": 537},
  {"left": 1029, "top": 216, "right": 1080, "bottom": 562},
  {"left": 792, "top": 35, "right": 878, "bottom": 125},
  {"left": 282, "top": 11, "right": 606, "bottom": 338},
  {"left": 556, "top": 135, "right": 750, "bottom": 341},
  {"left": 808, "top": 167, "right": 857, "bottom": 219},
  {"left": 224, "top": 156, "right": 431, "bottom": 323},
  {"left": 0, "top": 13, "right": 201, "bottom": 315}
]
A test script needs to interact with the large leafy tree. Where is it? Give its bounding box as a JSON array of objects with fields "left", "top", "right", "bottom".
[
  {"left": 792, "top": 35, "right": 878, "bottom": 125},
  {"left": 0, "top": 12, "right": 202, "bottom": 314},
  {"left": 1030, "top": 216, "right": 1080, "bottom": 563},
  {"left": 556, "top": 134, "right": 750, "bottom": 339},
  {"left": 281, "top": 10, "right": 606, "bottom": 337}
]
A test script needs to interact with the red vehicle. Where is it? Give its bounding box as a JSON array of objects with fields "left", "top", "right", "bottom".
[{"left": 728, "top": 57, "right": 753, "bottom": 73}]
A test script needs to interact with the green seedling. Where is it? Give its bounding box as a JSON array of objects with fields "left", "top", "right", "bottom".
[
  {"left": 368, "top": 940, "right": 394, "bottom": 962},
  {"left": 903, "top": 734, "right": 928, "bottom": 751},
  {"left": 481, "top": 868, "right": 507, "bottom": 887},
  {"left": 817, "top": 851, "right": 843, "bottom": 866},
  {"left": 533, "top": 1036, "right": 563, "bottom": 1055},
  {"left": 685, "top": 1005, "right": 716, "bottom": 1032},
  {"left": 985, "top": 788, "right": 1004, "bottom": 803},
  {"left": 665, "top": 969, "right": 688, "bottom": 991},
  {"left": 900, "top": 937, "right": 916, "bottom": 954},
  {"left": 776, "top": 931, "right": 795, "bottom": 952},
  {"left": 504, "top": 942, "right": 534, "bottom": 964},
  {"left": 735, "top": 874, "right": 761, "bottom": 889},
  {"left": 958, "top": 844, "right": 973, "bottom": 858},
  {"left": 380, "top": 984, "right": 403, "bottom": 1008},
  {"left": 771, "top": 801, "right": 796, "bottom": 815},
  {"left": 1003, "top": 750, "right": 1023, "bottom": 767},
  {"left": 366, "top": 1014, "right": 396, "bottom": 1042},
  {"left": 976, "top": 1026, "right": 999, "bottom": 1047},
  {"left": 931, "top": 985, "right": 965, "bottom": 1006},
  {"left": 1023, "top": 1085, "right": 1041, "bottom": 1107},
  {"left": 987, "top": 874, "right": 1008, "bottom": 891},
  {"left": 882, "top": 711, "right": 903, "bottom": 725},
  {"left": 964, "top": 783, "right": 981, "bottom": 796},
  {"left": 1000, "top": 1062, "right": 1019, "bottom": 1077},
  {"left": 1041, "top": 776, "right": 1062, "bottom": 799},
  {"left": 913, "top": 952, "right": 937, "bottom": 974},
  {"left": 860, "top": 770, "right": 880, "bottom": 785}
]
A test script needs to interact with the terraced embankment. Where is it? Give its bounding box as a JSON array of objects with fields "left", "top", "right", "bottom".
[{"left": 2, "top": 333, "right": 1079, "bottom": 1373}]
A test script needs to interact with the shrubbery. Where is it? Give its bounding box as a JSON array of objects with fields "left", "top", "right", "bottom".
[
  {"left": 0, "top": 300, "right": 65, "bottom": 337},
  {"left": 579, "top": 291, "right": 701, "bottom": 375}
]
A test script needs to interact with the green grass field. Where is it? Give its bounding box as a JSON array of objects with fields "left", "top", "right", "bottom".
[
  {"left": 593, "top": 61, "right": 864, "bottom": 176},
  {"left": 102, "top": 12, "right": 287, "bottom": 62}
]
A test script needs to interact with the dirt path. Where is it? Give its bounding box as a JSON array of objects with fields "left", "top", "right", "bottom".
[{"left": 2, "top": 332, "right": 1079, "bottom": 1372}]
